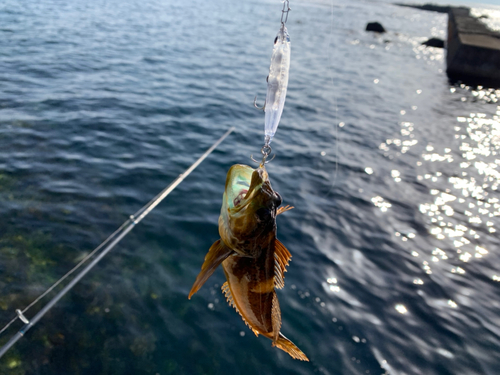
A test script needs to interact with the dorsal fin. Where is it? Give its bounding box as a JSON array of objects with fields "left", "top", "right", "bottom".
[
  {"left": 274, "top": 239, "right": 292, "bottom": 289},
  {"left": 222, "top": 282, "right": 259, "bottom": 336}
]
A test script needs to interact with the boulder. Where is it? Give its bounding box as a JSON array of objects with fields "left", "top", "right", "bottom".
[
  {"left": 422, "top": 37, "right": 445, "bottom": 48},
  {"left": 366, "top": 22, "right": 386, "bottom": 33}
]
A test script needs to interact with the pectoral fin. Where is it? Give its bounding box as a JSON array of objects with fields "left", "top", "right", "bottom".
[
  {"left": 277, "top": 205, "right": 294, "bottom": 215},
  {"left": 188, "top": 240, "right": 233, "bottom": 299},
  {"left": 274, "top": 239, "right": 292, "bottom": 289}
]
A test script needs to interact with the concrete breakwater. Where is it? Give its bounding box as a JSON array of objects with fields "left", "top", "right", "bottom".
[
  {"left": 396, "top": 3, "right": 500, "bottom": 86},
  {"left": 447, "top": 7, "right": 500, "bottom": 85}
]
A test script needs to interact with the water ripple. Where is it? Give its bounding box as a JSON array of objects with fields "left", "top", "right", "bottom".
[{"left": 1, "top": 0, "right": 500, "bottom": 374}]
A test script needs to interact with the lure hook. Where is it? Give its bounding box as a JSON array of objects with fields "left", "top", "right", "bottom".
[
  {"left": 250, "top": 153, "right": 276, "bottom": 165},
  {"left": 250, "top": 154, "right": 260, "bottom": 163},
  {"left": 265, "top": 154, "right": 276, "bottom": 164},
  {"left": 250, "top": 144, "right": 275, "bottom": 165},
  {"left": 253, "top": 96, "right": 265, "bottom": 111}
]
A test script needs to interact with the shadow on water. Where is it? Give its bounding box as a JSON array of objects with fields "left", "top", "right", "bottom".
[{"left": 447, "top": 75, "right": 500, "bottom": 90}]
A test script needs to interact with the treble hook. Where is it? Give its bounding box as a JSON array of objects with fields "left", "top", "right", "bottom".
[
  {"left": 250, "top": 143, "right": 275, "bottom": 165},
  {"left": 250, "top": 153, "right": 276, "bottom": 164},
  {"left": 253, "top": 96, "right": 265, "bottom": 111}
]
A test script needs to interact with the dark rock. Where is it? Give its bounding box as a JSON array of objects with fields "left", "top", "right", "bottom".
[
  {"left": 366, "top": 22, "right": 386, "bottom": 33},
  {"left": 422, "top": 37, "right": 445, "bottom": 48}
]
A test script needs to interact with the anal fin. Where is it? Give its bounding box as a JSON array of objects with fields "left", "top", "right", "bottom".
[
  {"left": 271, "top": 292, "right": 281, "bottom": 343},
  {"left": 222, "top": 282, "right": 259, "bottom": 336},
  {"left": 188, "top": 240, "right": 233, "bottom": 299}
]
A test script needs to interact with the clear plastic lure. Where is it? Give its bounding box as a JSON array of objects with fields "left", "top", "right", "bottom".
[{"left": 263, "top": 23, "right": 291, "bottom": 145}]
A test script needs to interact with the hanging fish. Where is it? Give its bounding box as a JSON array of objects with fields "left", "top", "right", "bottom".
[
  {"left": 188, "top": 164, "right": 308, "bottom": 361},
  {"left": 255, "top": 23, "right": 291, "bottom": 146}
]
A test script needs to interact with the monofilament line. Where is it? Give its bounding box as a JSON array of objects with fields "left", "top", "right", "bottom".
[
  {"left": 0, "top": 126, "right": 235, "bottom": 359},
  {"left": 324, "top": 0, "right": 340, "bottom": 197}
]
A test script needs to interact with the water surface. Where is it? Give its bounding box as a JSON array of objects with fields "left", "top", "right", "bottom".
[{"left": 1, "top": 0, "right": 500, "bottom": 374}]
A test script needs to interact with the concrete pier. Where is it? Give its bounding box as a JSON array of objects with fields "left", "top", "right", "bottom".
[
  {"left": 446, "top": 7, "right": 500, "bottom": 85},
  {"left": 395, "top": 3, "right": 500, "bottom": 86}
]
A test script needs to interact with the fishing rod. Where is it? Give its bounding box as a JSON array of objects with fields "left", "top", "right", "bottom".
[{"left": 0, "top": 126, "right": 235, "bottom": 359}]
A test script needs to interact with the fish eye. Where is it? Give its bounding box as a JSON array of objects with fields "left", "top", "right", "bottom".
[
  {"left": 274, "top": 192, "right": 282, "bottom": 207},
  {"left": 266, "top": 75, "right": 269, "bottom": 83},
  {"left": 256, "top": 207, "right": 271, "bottom": 221},
  {"left": 274, "top": 36, "right": 278, "bottom": 44}
]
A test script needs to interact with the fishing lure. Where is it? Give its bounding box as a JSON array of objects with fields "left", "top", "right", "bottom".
[{"left": 255, "top": 1, "right": 291, "bottom": 146}]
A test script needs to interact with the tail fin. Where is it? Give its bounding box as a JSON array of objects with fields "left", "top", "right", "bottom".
[
  {"left": 188, "top": 239, "right": 233, "bottom": 299},
  {"left": 273, "top": 333, "right": 309, "bottom": 361}
]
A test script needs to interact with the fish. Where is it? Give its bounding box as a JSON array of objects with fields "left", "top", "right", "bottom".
[
  {"left": 188, "top": 163, "right": 308, "bottom": 361},
  {"left": 264, "top": 23, "right": 291, "bottom": 144}
]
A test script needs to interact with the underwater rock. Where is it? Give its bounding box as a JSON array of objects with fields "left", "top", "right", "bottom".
[
  {"left": 366, "top": 22, "right": 386, "bottom": 33},
  {"left": 48, "top": 333, "right": 65, "bottom": 346},
  {"left": 422, "top": 37, "right": 445, "bottom": 48}
]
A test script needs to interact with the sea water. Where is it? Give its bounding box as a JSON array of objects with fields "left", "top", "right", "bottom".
[{"left": 1, "top": 0, "right": 500, "bottom": 374}]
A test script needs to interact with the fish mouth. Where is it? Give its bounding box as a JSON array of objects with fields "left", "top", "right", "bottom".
[
  {"left": 224, "top": 165, "right": 254, "bottom": 210},
  {"left": 233, "top": 188, "right": 248, "bottom": 207},
  {"left": 224, "top": 165, "right": 269, "bottom": 210}
]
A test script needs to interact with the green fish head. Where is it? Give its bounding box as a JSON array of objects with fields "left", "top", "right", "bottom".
[{"left": 219, "top": 164, "right": 282, "bottom": 255}]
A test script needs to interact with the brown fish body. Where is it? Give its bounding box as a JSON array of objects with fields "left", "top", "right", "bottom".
[
  {"left": 221, "top": 240, "right": 307, "bottom": 361},
  {"left": 189, "top": 164, "right": 308, "bottom": 361},
  {"left": 222, "top": 250, "right": 276, "bottom": 337}
]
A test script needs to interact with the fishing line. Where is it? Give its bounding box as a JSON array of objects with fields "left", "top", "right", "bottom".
[
  {"left": 0, "top": 126, "right": 235, "bottom": 359},
  {"left": 324, "top": 0, "right": 341, "bottom": 197}
]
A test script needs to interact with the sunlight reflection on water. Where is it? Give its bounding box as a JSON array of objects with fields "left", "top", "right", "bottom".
[
  {"left": 2, "top": 0, "right": 500, "bottom": 374},
  {"left": 377, "top": 80, "right": 500, "bottom": 288},
  {"left": 471, "top": 7, "right": 500, "bottom": 31}
]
